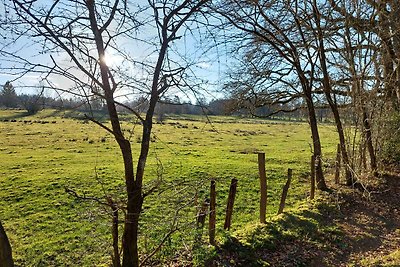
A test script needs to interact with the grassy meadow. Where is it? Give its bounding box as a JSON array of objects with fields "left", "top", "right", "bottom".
[{"left": 0, "top": 109, "right": 339, "bottom": 266}]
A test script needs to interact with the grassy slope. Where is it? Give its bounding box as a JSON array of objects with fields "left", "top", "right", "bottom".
[
  {"left": 208, "top": 173, "right": 400, "bottom": 267},
  {"left": 0, "top": 110, "right": 339, "bottom": 266}
]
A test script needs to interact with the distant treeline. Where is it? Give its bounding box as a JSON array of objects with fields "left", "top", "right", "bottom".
[{"left": 0, "top": 81, "right": 332, "bottom": 121}]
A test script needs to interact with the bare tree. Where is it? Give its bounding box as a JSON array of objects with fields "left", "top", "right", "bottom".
[
  {"left": 310, "top": 0, "right": 355, "bottom": 184},
  {"left": 326, "top": 0, "right": 399, "bottom": 172},
  {"left": 216, "top": 0, "right": 397, "bottom": 184},
  {"left": 213, "top": 0, "right": 329, "bottom": 189},
  {"left": 329, "top": 0, "right": 400, "bottom": 110},
  {"left": 2, "top": 0, "right": 210, "bottom": 266}
]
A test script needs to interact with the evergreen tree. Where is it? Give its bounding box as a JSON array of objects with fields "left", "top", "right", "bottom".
[{"left": 0, "top": 81, "right": 18, "bottom": 108}]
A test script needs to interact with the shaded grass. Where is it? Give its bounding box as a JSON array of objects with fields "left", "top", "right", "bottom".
[
  {"left": 0, "top": 110, "right": 338, "bottom": 266},
  {"left": 358, "top": 249, "right": 400, "bottom": 267},
  {"left": 202, "top": 196, "right": 344, "bottom": 267}
]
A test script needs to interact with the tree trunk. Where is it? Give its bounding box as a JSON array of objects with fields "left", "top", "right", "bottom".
[
  {"left": 310, "top": 155, "right": 316, "bottom": 199},
  {"left": 362, "top": 110, "right": 377, "bottom": 171},
  {"left": 378, "top": 2, "right": 399, "bottom": 110},
  {"left": 328, "top": 99, "right": 353, "bottom": 185},
  {"left": 392, "top": 1, "right": 400, "bottom": 107},
  {"left": 313, "top": 1, "right": 354, "bottom": 185},
  {"left": 0, "top": 221, "right": 14, "bottom": 267},
  {"left": 304, "top": 89, "right": 328, "bottom": 190},
  {"left": 87, "top": 2, "right": 143, "bottom": 265},
  {"left": 122, "top": 188, "right": 143, "bottom": 267}
]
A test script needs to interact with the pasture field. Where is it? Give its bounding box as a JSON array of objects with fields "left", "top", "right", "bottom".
[{"left": 0, "top": 109, "right": 338, "bottom": 266}]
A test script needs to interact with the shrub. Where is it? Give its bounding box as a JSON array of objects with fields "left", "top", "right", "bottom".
[{"left": 380, "top": 112, "right": 400, "bottom": 166}]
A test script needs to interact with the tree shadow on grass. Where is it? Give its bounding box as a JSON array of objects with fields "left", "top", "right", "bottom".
[{"left": 0, "top": 110, "right": 31, "bottom": 121}]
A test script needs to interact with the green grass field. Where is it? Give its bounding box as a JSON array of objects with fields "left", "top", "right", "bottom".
[{"left": 0, "top": 109, "right": 338, "bottom": 266}]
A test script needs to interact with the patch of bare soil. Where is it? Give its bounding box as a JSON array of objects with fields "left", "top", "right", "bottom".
[
  {"left": 331, "top": 173, "right": 400, "bottom": 266},
  {"left": 294, "top": 173, "right": 400, "bottom": 267}
]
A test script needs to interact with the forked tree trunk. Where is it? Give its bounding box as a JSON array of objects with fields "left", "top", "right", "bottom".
[
  {"left": 341, "top": 9, "right": 378, "bottom": 176},
  {"left": 0, "top": 221, "right": 14, "bottom": 267},
  {"left": 122, "top": 120, "right": 154, "bottom": 267},
  {"left": 313, "top": 1, "right": 354, "bottom": 185},
  {"left": 86, "top": 2, "right": 144, "bottom": 265}
]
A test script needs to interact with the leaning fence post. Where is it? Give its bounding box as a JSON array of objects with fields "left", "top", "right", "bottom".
[
  {"left": 310, "top": 155, "right": 315, "bottom": 200},
  {"left": 278, "top": 169, "right": 292, "bottom": 214},
  {"left": 209, "top": 180, "right": 216, "bottom": 245},
  {"left": 335, "top": 144, "right": 341, "bottom": 184},
  {"left": 258, "top": 152, "right": 267, "bottom": 224},
  {"left": 224, "top": 178, "right": 238, "bottom": 230}
]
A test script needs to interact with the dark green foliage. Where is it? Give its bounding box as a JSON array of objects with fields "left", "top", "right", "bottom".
[
  {"left": 380, "top": 112, "right": 400, "bottom": 166},
  {"left": 0, "top": 81, "right": 18, "bottom": 108}
]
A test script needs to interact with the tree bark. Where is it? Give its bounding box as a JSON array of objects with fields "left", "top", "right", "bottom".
[
  {"left": 122, "top": 188, "right": 142, "bottom": 267},
  {"left": 310, "top": 155, "right": 316, "bottom": 199},
  {"left": 303, "top": 87, "right": 328, "bottom": 190},
  {"left": 335, "top": 144, "right": 341, "bottom": 184},
  {"left": 85, "top": 2, "right": 141, "bottom": 265},
  {"left": 362, "top": 111, "right": 377, "bottom": 171},
  {"left": 379, "top": 2, "right": 400, "bottom": 110},
  {"left": 0, "top": 221, "right": 14, "bottom": 267}
]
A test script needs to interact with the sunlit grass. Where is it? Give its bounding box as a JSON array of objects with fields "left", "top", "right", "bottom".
[{"left": 0, "top": 109, "right": 338, "bottom": 266}]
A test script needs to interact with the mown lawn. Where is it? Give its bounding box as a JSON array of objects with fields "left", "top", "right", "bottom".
[{"left": 0, "top": 109, "right": 338, "bottom": 266}]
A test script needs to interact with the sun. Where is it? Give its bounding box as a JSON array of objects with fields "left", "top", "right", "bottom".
[
  {"left": 100, "top": 52, "right": 123, "bottom": 67},
  {"left": 100, "top": 53, "right": 113, "bottom": 66}
]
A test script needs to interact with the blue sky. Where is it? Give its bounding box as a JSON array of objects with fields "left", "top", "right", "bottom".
[{"left": 0, "top": 1, "right": 230, "bottom": 103}]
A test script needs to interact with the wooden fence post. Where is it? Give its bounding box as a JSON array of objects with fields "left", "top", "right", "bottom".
[
  {"left": 107, "top": 198, "right": 121, "bottom": 267},
  {"left": 335, "top": 143, "right": 341, "bottom": 184},
  {"left": 278, "top": 169, "right": 292, "bottom": 214},
  {"left": 224, "top": 178, "right": 238, "bottom": 230},
  {"left": 197, "top": 198, "right": 209, "bottom": 229},
  {"left": 209, "top": 180, "right": 216, "bottom": 245},
  {"left": 258, "top": 152, "right": 267, "bottom": 224},
  {"left": 310, "top": 155, "right": 315, "bottom": 200}
]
